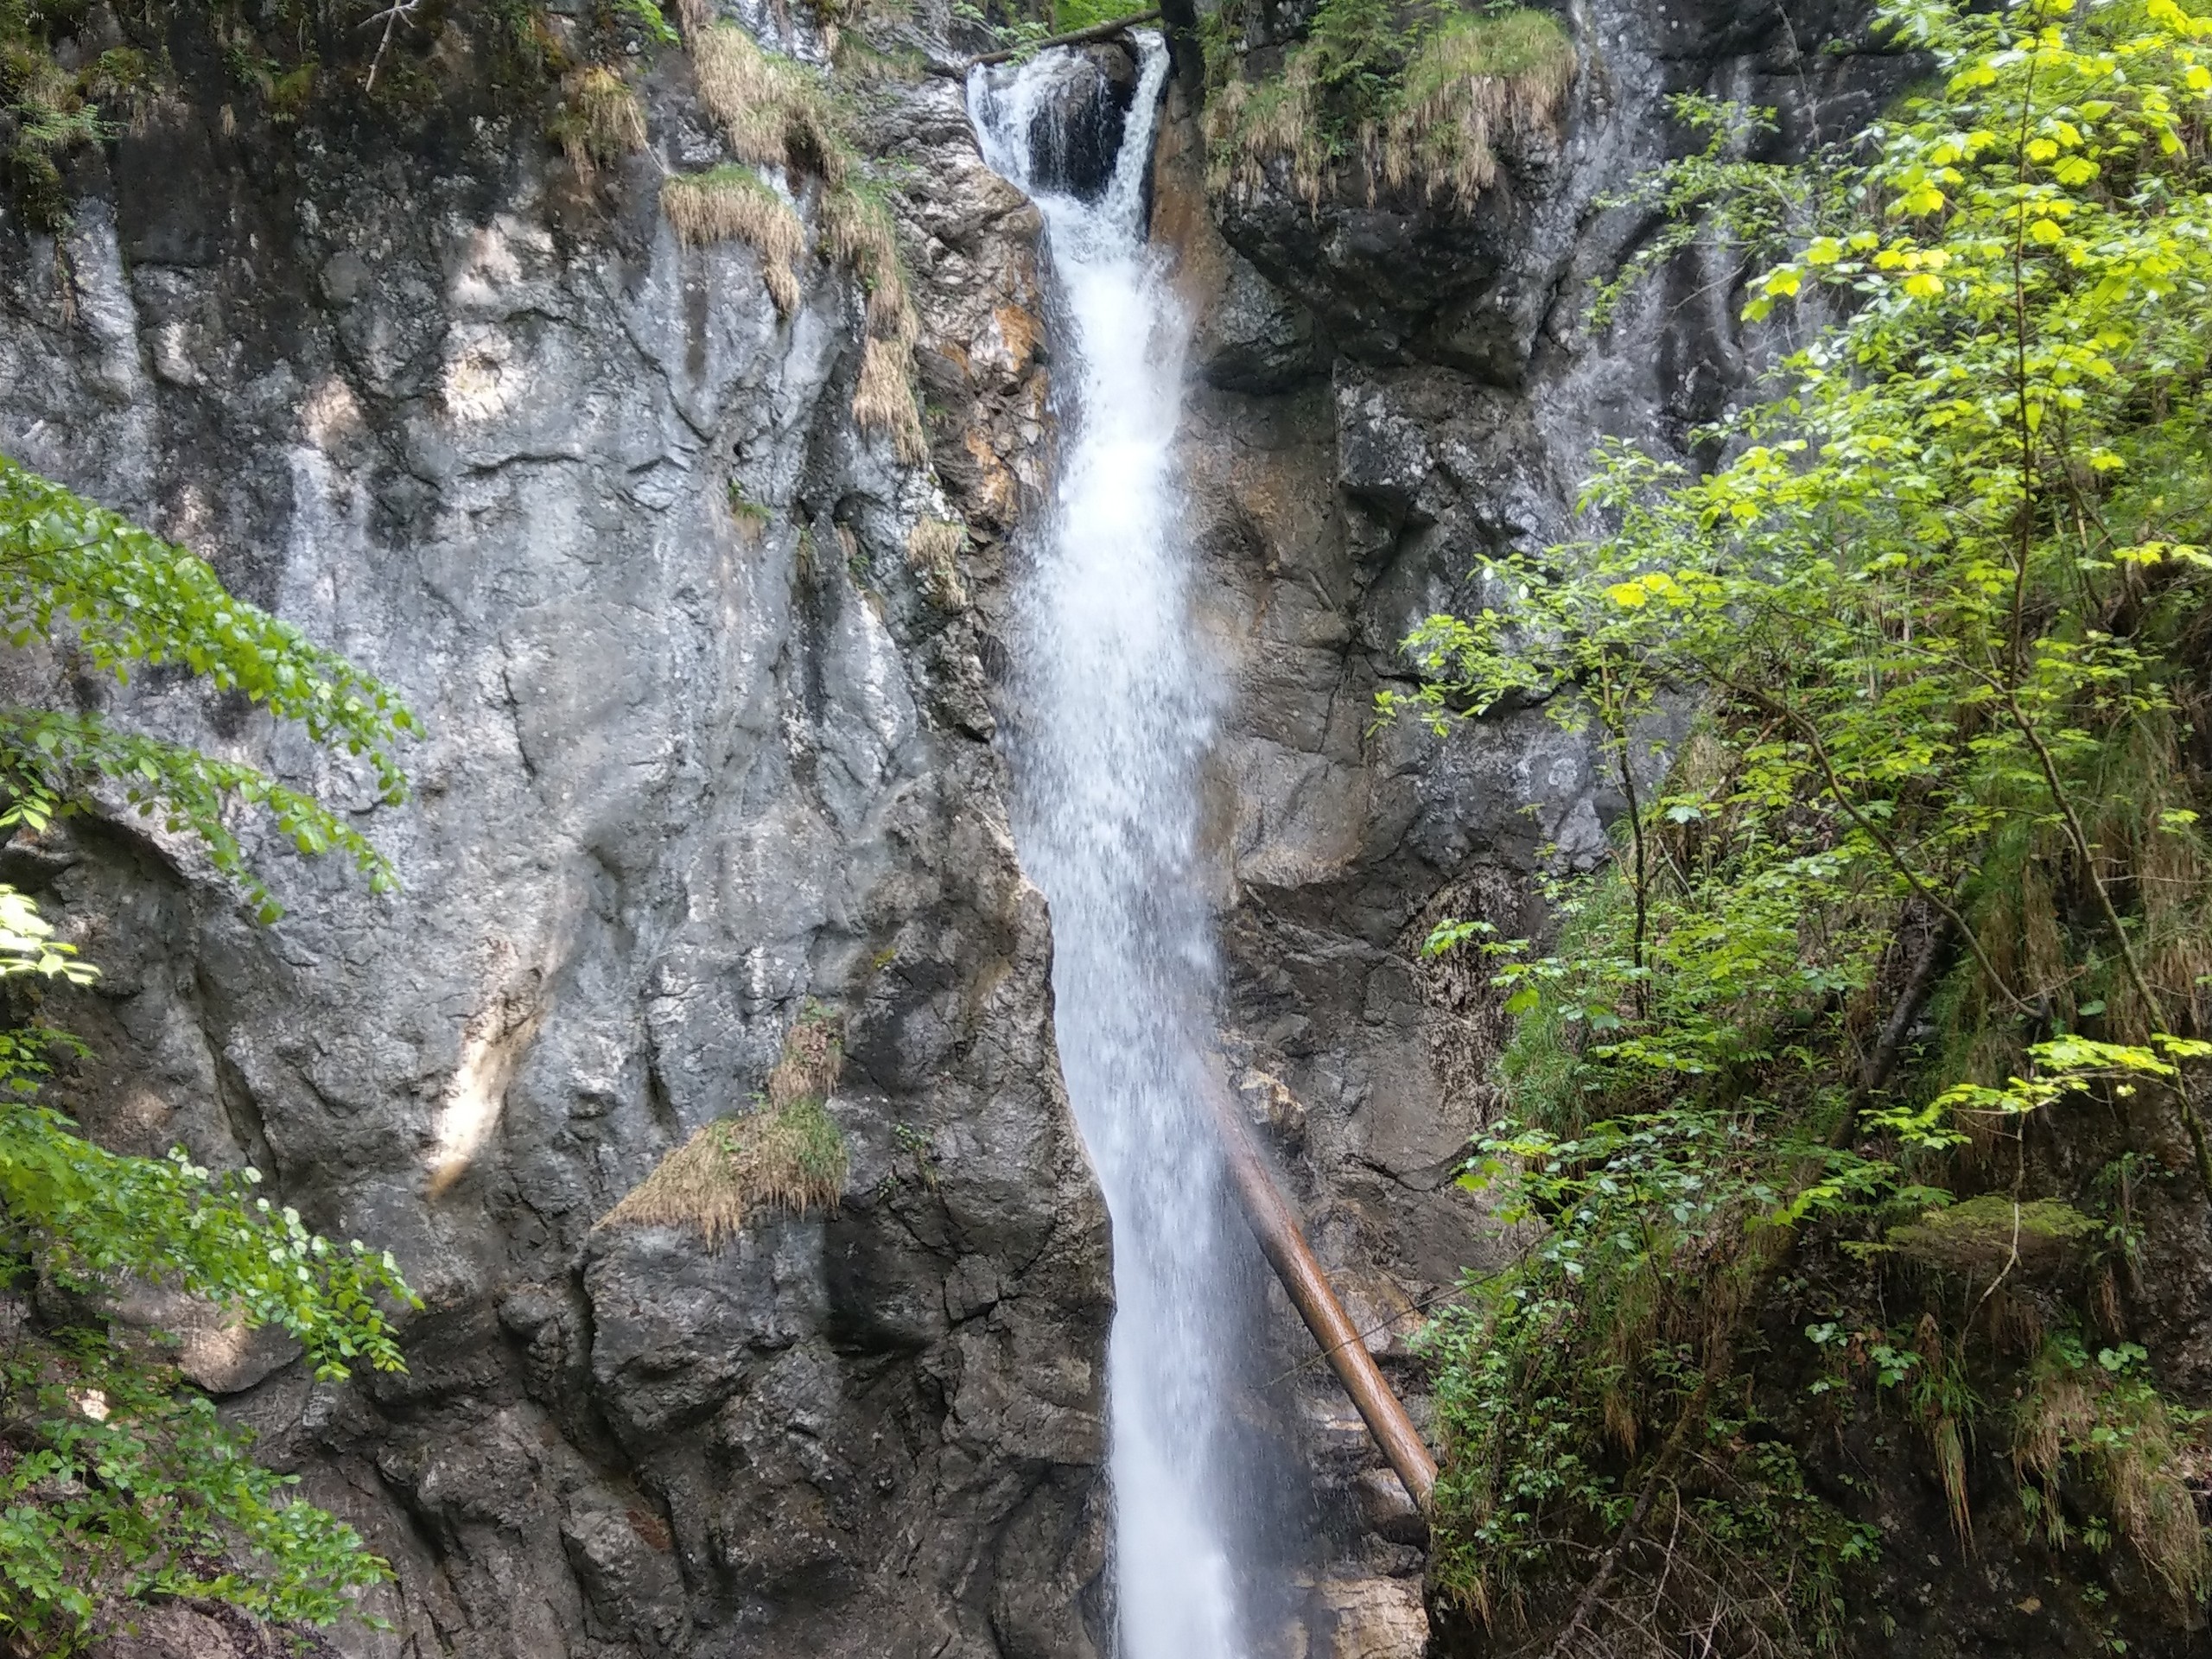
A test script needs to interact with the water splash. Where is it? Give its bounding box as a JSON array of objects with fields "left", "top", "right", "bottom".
[{"left": 970, "top": 37, "right": 1253, "bottom": 1659}]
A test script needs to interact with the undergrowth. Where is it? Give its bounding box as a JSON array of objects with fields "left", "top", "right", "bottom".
[
  {"left": 1203, "top": 0, "right": 1575, "bottom": 207},
  {"left": 1393, "top": 1, "right": 2212, "bottom": 1650},
  {"left": 0, "top": 470, "right": 422, "bottom": 1649}
]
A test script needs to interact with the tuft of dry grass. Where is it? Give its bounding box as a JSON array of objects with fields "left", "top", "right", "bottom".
[
  {"left": 820, "top": 185, "right": 912, "bottom": 338},
  {"left": 2093, "top": 715, "right": 2212, "bottom": 1033},
  {"left": 906, "top": 517, "right": 968, "bottom": 607},
  {"left": 2014, "top": 1341, "right": 2211, "bottom": 1603},
  {"left": 598, "top": 1100, "right": 848, "bottom": 1246},
  {"left": 768, "top": 1005, "right": 843, "bottom": 1105},
  {"left": 600, "top": 1007, "right": 849, "bottom": 1247},
  {"left": 1206, "top": 53, "right": 1325, "bottom": 206},
  {"left": 672, "top": 23, "right": 925, "bottom": 461},
  {"left": 1209, "top": 5, "right": 1574, "bottom": 208},
  {"left": 823, "top": 182, "right": 926, "bottom": 461},
  {"left": 692, "top": 22, "right": 849, "bottom": 184},
  {"left": 853, "top": 338, "right": 927, "bottom": 462},
  {"left": 553, "top": 66, "right": 648, "bottom": 183},
  {"left": 1381, "top": 7, "right": 1575, "bottom": 204},
  {"left": 661, "top": 166, "right": 805, "bottom": 315}
]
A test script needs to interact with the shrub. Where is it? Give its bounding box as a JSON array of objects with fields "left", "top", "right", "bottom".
[
  {"left": 1395, "top": 0, "right": 2212, "bottom": 1645},
  {"left": 0, "top": 461, "right": 421, "bottom": 1649}
]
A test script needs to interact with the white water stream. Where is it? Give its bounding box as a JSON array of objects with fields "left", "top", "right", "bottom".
[{"left": 969, "top": 39, "right": 1255, "bottom": 1659}]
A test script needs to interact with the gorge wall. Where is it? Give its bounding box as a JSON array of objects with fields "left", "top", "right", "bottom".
[
  {"left": 7, "top": 0, "right": 2201, "bottom": 1656},
  {"left": 0, "top": 8, "right": 1114, "bottom": 1655}
]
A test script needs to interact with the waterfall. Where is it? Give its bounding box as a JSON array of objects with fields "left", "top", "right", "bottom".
[{"left": 970, "top": 37, "right": 1255, "bottom": 1659}]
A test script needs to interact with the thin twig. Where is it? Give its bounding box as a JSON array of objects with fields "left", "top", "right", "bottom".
[
  {"left": 1255, "top": 1278, "right": 1479, "bottom": 1391},
  {"left": 359, "top": 0, "right": 421, "bottom": 93},
  {"left": 1543, "top": 1357, "right": 1728, "bottom": 1658}
]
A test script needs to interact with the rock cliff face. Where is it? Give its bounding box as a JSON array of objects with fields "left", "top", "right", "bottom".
[
  {"left": 0, "top": 9, "right": 1113, "bottom": 1656},
  {"left": 1173, "top": 0, "right": 1911, "bottom": 1286}
]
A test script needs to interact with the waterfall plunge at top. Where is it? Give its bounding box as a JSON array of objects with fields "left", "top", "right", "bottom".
[{"left": 970, "top": 39, "right": 1255, "bottom": 1659}]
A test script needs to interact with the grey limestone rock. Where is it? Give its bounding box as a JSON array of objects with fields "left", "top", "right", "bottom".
[{"left": 5, "top": 15, "right": 1109, "bottom": 1659}]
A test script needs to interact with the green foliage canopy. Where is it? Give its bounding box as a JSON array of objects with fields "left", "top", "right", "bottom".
[
  {"left": 0, "top": 458, "right": 414, "bottom": 919},
  {"left": 1394, "top": 0, "right": 2212, "bottom": 1646},
  {"left": 0, "top": 458, "right": 420, "bottom": 1651}
]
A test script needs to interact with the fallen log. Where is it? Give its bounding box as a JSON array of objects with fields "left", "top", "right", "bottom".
[
  {"left": 1206, "top": 1088, "right": 1439, "bottom": 1511},
  {"left": 946, "top": 10, "right": 1163, "bottom": 70}
]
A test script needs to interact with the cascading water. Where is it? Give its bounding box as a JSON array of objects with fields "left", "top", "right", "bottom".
[{"left": 969, "top": 38, "right": 1256, "bottom": 1659}]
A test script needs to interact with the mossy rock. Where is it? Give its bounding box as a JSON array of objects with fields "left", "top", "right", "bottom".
[{"left": 1887, "top": 1194, "right": 2096, "bottom": 1277}]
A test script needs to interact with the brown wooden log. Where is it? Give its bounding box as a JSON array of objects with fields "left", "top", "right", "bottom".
[
  {"left": 962, "top": 10, "right": 1162, "bottom": 67},
  {"left": 1206, "top": 1089, "right": 1440, "bottom": 1511}
]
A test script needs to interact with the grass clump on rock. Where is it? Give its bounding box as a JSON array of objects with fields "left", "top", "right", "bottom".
[
  {"left": 660, "top": 165, "right": 806, "bottom": 314},
  {"left": 2015, "top": 1337, "right": 2212, "bottom": 1605},
  {"left": 690, "top": 20, "right": 849, "bottom": 181},
  {"left": 906, "top": 516, "right": 969, "bottom": 607},
  {"left": 550, "top": 64, "right": 649, "bottom": 182},
  {"left": 600, "top": 1007, "right": 849, "bottom": 1248},
  {"left": 1205, "top": 0, "right": 1574, "bottom": 207},
  {"left": 665, "top": 19, "right": 928, "bottom": 461},
  {"left": 824, "top": 181, "right": 926, "bottom": 462}
]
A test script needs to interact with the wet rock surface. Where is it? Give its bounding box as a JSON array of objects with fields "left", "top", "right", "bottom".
[
  {"left": 0, "top": 8, "right": 1107, "bottom": 1658},
  {"left": 994, "top": 44, "right": 1142, "bottom": 205}
]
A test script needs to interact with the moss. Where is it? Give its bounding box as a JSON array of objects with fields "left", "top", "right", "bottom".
[{"left": 1887, "top": 1195, "right": 2097, "bottom": 1276}]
